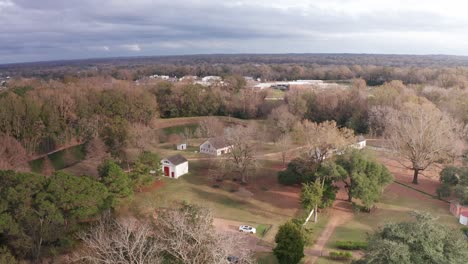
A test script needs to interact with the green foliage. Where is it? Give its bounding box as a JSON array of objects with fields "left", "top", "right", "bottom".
[
  {"left": 98, "top": 160, "right": 133, "bottom": 199},
  {"left": 100, "top": 117, "right": 129, "bottom": 156},
  {"left": 273, "top": 221, "right": 305, "bottom": 264},
  {"left": 335, "top": 241, "right": 368, "bottom": 250},
  {"left": 278, "top": 158, "right": 316, "bottom": 185},
  {"left": 436, "top": 183, "right": 452, "bottom": 198},
  {"left": 130, "top": 151, "right": 161, "bottom": 190},
  {"left": 358, "top": 212, "right": 468, "bottom": 264},
  {"left": 440, "top": 166, "right": 461, "bottom": 185},
  {"left": 47, "top": 171, "right": 111, "bottom": 222},
  {"left": 439, "top": 165, "right": 468, "bottom": 205},
  {"left": 0, "top": 170, "right": 114, "bottom": 261},
  {"left": 336, "top": 150, "right": 393, "bottom": 210},
  {"left": 329, "top": 251, "right": 353, "bottom": 260},
  {"left": 300, "top": 180, "right": 323, "bottom": 211},
  {"left": 0, "top": 246, "right": 18, "bottom": 264},
  {"left": 11, "top": 86, "right": 34, "bottom": 97}
]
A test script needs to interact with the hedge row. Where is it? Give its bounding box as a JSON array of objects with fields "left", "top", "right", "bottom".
[
  {"left": 329, "top": 251, "right": 353, "bottom": 260},
  {"left": 336, "top": 241, "right": 368, "bottom": 250}
]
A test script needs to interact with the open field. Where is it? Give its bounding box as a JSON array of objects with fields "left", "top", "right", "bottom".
[
  {"left": 119, "top": 158, "right": 302, "bottom": 243},
  {"left": 59, "top": 121, "right": 460, "bottom": 264}
]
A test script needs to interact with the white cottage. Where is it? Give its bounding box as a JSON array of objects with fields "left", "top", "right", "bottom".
[
  {"left": 199, "top": 137, "right": 233, "bottom": 156},
  {"left": 353, "top": 135, "right": 367, "bottom": 150},
  {"left": 161, "top": 154, "right": 188, "bottom": 179}
]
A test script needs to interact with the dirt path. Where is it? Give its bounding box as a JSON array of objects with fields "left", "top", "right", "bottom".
[{"left": 304, "top": 185, "right": 354, "bottom": 264}]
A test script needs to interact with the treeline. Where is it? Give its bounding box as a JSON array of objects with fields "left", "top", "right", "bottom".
[
  {"left": 5, "top": 54, "right": 468, "bottom": 88},
  {"left": 0, "top": 77, "right": 269, "bottom": 162}
]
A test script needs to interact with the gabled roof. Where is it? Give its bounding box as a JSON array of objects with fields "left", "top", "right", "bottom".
[
  {"left": 165, "top": 154, "right": 188, "bottom": 166},
  {"left": 207, "top": 137, "right": 232, "bottom": 149},
  {"left": 357, "top": 135, "right": 366, "bottom": 143}
]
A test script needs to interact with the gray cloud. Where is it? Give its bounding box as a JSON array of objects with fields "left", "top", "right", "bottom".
[{"left": 1, "top": 0, "right": 468, "bottom": 63}]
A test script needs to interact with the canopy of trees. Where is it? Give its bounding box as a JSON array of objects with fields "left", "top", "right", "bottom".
[
  {"left": 0, "top": 170, "right": 111, "bottom": 262},
  {"left": 357, "top": 212, "right": 468, "bottom": 264}
]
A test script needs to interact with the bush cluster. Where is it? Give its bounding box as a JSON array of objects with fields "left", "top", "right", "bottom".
[
  {"left": 329, "top": 251, "right": 353, "bottom": 260},
  {"left": 336, "top": 241, "right": 368, "bottom": 250}
]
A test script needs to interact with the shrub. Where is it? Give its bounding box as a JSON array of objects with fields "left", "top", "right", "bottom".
[
  {"left": 336, "top": 241, "right": 368, "bottom": 250},
  {"left": 329, "top": 251, "right": 353, "bottom": 260},
  {"left": 436, "top": 183, "right": 452, "bottom": 198}
]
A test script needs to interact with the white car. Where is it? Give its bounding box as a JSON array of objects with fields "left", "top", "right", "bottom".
[{"left": 239, "top": 225, "right": 256, "bottom": 234}]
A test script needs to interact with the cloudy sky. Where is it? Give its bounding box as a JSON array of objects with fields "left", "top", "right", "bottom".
[{"left": 1, "top": 0, "right": 468, "bottom": 63}]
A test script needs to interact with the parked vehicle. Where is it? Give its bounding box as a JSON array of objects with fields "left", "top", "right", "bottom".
[{"left": 239, "top": 225, "right": 256, "bottom": 234}]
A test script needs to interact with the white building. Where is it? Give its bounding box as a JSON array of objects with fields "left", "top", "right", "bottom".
[
  {"left": 201, "top": 76, "right": 222, "bottom": 82},
  {"left": 161, "top": 154, "right": 189, "bottom": 179},
  {"left": 199, "top": 137, "right": 233, "bottom": 156},
  {"left": 176, "top": 143, "right": 187, "bottom": 150},
  {"left": 353, "top": 135, "right": 367, "bottom": 150}
]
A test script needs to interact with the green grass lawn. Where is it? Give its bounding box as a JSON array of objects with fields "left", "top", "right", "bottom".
[
  {"left": 315, "top": 256, "right": 352, "bottom": 264},
  {"left": 161, "top": 124, "right": 199, "bottom": 138},
  {"left": 325, "top": 183, "right": 459, "bottom": 251},
  {"left": 120, "top": 159, "right": 301, "bottom": 243}
]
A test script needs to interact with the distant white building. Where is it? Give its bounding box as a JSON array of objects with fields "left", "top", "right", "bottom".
[
  {"left": 176, "top": 143, "right": 187, "bottom": 150},
  {"left": 202, "top": 76, "right": 222, "bottom": 82},
  {"left": 199, "top": 137, "right": 233, "bottom": 156},
  {"left": 161, "top": 154, "right": 189, "bottom": 179},
  {"left": 353, "top": 135, "right": 367, "bottom": 150},
  {"left": 180, "top": 75, "right": 198, "bottom": 81}
]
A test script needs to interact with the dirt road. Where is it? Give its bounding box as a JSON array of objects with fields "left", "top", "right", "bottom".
[{"left": 304, "top": 185, "right": 354, "bottom": 263}]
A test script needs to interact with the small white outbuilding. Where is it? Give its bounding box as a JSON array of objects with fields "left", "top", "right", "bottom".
[
  {"left": 176, "top": 143, "right": 187, "bottom": 150},
  {"left": 460, "top": 212, "right": 468, "bottom": 226},
  {"left": 161, "top": 154, "right": 188, "bottom": 179},
  {"left": 353, "top": 135, "right": 367, "bottom": 150}
]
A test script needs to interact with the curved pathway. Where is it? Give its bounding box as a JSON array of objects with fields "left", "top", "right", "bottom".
[{"left": 305, "top": 186, "right": 354, "bottom": 263}]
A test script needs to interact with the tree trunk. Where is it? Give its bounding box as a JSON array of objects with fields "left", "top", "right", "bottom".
[
  {"left": 412, "top": 169, "right": 420, "bottom": 184},
  {"left": 314, "top": 205, "right": 318, "bottom": 223}
]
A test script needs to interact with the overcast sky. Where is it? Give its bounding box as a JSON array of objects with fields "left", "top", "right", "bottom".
[{"left": 1, "top": 0, "right": 468, "bottom": 63}]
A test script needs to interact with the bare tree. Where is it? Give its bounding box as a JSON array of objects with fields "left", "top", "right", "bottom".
[
  {"left": 385, "top": 102, "right": 464, "bottom": 184},
  {"left": 267, "top": 105, "right": 299, "bottom": 137},
  {"left": 276, "top": 133, "right": 293, "bottom": 167},
  {"left": 155, "top": 204, "right": 254, "bottom": 264},
  {"left": 41, "top": 157, "right": 55, "bottom": 176},
  {"left": 0, "top": 134, "right": 29, "bottom": 171},
  {"left": 127, "top": 124, "right": 159, "bottom": 154},
  {"left": 225, "top": 125, "right": 257, "bottom": 184},
  {"left": 73, "top": 215, "right": 162, "bottom": 264},
  {"left": 85, "top": 137, "right": 109, "bottom": 160},
  {"left": 300, "top": 120, "right": 356, "bottom": 163},
  {"left": 199, "top": 117, "right": 225, "bottom": 138}
]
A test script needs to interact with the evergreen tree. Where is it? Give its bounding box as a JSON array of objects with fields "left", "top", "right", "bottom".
[
  {"left": 98, "top": 160, "right": 132, "bottom": 200},
  {"left": 273, "top": 221, "right": 305, "bottom": 264}
]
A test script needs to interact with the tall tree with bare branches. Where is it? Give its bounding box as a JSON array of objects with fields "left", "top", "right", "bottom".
[
  {"left": 225, "top": 125, "right": 257, "bottom": 184},
  {"left": 385, "top": 102, "right": 464, "bottom": 184},
  {"left": 300, "top": 120, "right": 355, "bottom": 163},
  {"left": 73, "top": 215, "right": 162, "bottom": 264}
]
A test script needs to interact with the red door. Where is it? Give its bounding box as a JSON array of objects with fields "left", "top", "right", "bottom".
[
  {"left": 171, "top": 172, "right": 175, "bottom": 178},
  {"left": 164, "top": 166, "right": 169, "bottom": 176}
]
